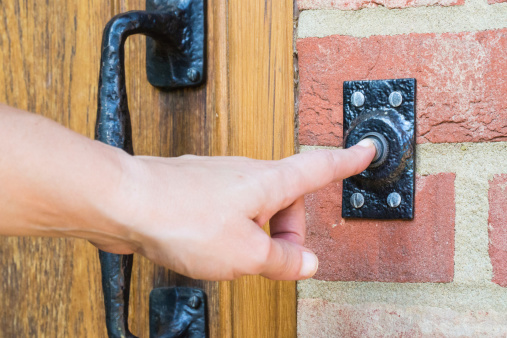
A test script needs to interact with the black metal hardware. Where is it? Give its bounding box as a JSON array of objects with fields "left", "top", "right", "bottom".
[
  {"left": 98, "top": 251, "right": 136, "bottom": 338},
  {"left": 94, "top": 1, "right": 207, "bottom": 337},
  {"left": 342, "top": 78, "right": 416, "bottom": 220},
  {"left": 150, "top": 288, "right": 207, "bottom": 338},
  {"left": 146, "top": 0, "right": 205, "bottom": 88}
]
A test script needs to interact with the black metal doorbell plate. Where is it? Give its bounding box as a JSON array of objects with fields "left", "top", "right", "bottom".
[{"left": 342, "top": 78, "right": 416, "bottom": 220}]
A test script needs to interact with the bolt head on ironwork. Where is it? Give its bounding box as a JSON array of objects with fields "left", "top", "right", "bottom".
[
  {"left": 387, "top": 192, "right": 402, "bottom": 208},
  {"left": 351, "top": 193, "right": 365, "bottom": 209},
  {"left": 188, "top": 295, "right": 201, "bottom": 309},
  {"left": 187, "top": 68, "right": 201, "bottom": 83},
  {"left": 389, "top": 91, "right": 403, "bottom": 107},
  {"left": 351, "top": 92, "right": 365, "bottom": 107}
]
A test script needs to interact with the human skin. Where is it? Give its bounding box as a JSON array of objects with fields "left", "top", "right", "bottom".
[{"left": 0, "top": 104, "right": 375, "bottom": 281}]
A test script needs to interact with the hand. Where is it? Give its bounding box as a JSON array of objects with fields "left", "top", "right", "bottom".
[
  {"left": 0, "top": 105, "right": 374, "bottom": 281},
  {"left": 92, "top": 140, "right": 375, "bottom": 281}
]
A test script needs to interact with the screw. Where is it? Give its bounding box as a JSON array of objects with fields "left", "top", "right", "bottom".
[
  {"left": 389, "top": 91, "right": 403, "bottom": 107},
  {"left": 351, "top": 92, "right": 365, "bottom": 107},
  {"left": 188, "top": 295, "right": 201, "bottom": 309},
  {"left": 350, "top": 193, "right": 365, "bottom": 209},
  {"left": 387, "top": 192, "right": 402, "bottom": 208},
  {"left": 187, "top": 68, "right": 201, "bottom": 83}
]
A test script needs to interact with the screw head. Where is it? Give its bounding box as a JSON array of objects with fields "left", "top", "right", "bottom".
[
  {"left": 187, "top": 68, "right": 201, "bottom": 83},
  {"left": 389, "top": 91, "right": 403, "bottom": 107},
  {"left": 350, "top": 193, "right": 365, "bottom": 209},
  {"left": 188, "top": 295, "right": 201, "bottom": 309},
  {"left": 387, "top": 192, "right": 402, "bottom": 208},
  {"left": 351, "top": 92, "right": 365, "bottom": 107}
]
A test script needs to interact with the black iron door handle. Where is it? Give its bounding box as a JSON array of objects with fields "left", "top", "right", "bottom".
[{"left": 94, "top": 1, "right": 206, "bottom": 337}]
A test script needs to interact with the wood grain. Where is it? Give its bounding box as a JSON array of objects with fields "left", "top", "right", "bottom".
[
  {"left": 121, "top": 0, "right": 296, "bottom": 336},
  {"left": 225, "top": 0, "right": 296, "bottom": 337},
  {"left": 0, "top": 0, "right": 111, "bottom": 336},
  {"left": 0, "top": 0, "right": 295, "bottom": 336}
]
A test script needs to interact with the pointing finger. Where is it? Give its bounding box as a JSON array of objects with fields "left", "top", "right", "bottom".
[{"left": 271, "top": 139, "right": 375, "bottom": 209}]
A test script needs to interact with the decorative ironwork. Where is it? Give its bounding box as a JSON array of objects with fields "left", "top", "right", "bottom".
[
  {"left": 342, "top": 78, "right": 416, "bottom": 220},
  {"left": 146, "top": 0, "right": 205, "bottom": 88},
  {"left": 150, "top": 288, "right": 207, "bottom": 338},
  {"left": 94, "top": 1, "right": 207, "bottom": 337}
]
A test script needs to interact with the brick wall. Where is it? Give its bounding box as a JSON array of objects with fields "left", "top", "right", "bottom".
[{"left": 296, "top": 0, "right": 507, "bottom": 335}]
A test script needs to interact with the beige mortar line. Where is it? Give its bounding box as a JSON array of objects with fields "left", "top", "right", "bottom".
[
  {"left": 299, "top": 143, "right": 507, "bottom": 288},
  {"left": 297, "top": 279, "right": 507, "bottom": 312},
  {"left": 297, "top": 0, "right": 507, "bottom": 38},
  {"left": 300, "top": 142, "right": 507, "bottom": 175}
]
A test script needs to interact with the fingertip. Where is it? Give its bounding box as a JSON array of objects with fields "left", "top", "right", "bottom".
[
  {"left": 299, "top": 251, "right": 319, "bottom": 279},
  {"left": 355, "top": 138, "right": 376, "bottom": 149},
  {"left": 345, "top": 140, "right": 376, "bottom": 174},
  {"left": 260, "top": 238, "right": 319, "bottom": 281}
]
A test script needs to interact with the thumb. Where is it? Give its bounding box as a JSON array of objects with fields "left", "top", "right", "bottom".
[{"left": 260, "top": 238, "right": 319, "bottom": 280}]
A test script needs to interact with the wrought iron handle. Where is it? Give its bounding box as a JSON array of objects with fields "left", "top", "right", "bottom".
[{"left": 95, "top": 1, "right": 206, "bottom": 337}]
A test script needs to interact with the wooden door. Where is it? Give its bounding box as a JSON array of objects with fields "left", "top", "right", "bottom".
[{"left": 0, "top": 0, "right": 296, "bottom": 336}]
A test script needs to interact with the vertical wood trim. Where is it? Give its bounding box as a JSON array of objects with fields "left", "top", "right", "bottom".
[
  {"left": 208, "top": 0, "right": 230, "bottom": 158},
  {"left": 208, "top": 0, "right": 233, "bottom": 336},
  {"left": 225, "top": 0, "right": 296, "bottom": 337},
  {"left": 206, "top": 0, "right": 235, "bottom": 336}
]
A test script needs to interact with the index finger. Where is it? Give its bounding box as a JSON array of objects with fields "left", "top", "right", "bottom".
[{"left": 275, "top": 139, "right": 375, "bottom": 206}]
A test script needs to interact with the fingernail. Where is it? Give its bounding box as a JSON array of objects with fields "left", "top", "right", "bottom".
[
  {"left": 300, "top": 252, "right": 319, "bottom": 279},
  {"left": 356, "top": 138, "right": 375, "bottom": 148}
]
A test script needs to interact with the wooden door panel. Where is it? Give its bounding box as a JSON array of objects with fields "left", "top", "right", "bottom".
[
  {"left": 0, "top": 0, "right": 112, "bottom": 336},
  {"left": 0, "top": 0, "right": 296, "bottom": 336}
]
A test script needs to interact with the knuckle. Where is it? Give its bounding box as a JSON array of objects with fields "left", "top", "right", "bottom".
[
  {"left": 178, "top": 154, "right": 197, "bottom": 160},
  {"left": 317, "top": 149, "right": 336, "bottom": 168},
  {"left": 273, "top": 161, "right": 296, "bottom": 184},
  {"left": 248, "top": 238, "right": 272, "bottom": 274},
  {"left": 272, "top": 163, "right": 302, "bottom": 205},
  {"left": 254, "top": 167, "right": 282, "bottom": 197},
  {"left": 277, "top": 245, "right": 295, "bottom": 276}
]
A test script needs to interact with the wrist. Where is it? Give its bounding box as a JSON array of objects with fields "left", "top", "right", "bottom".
[
  {"left": 50, "top": 141, "right": 140, "bottom": 254},
  {"left": 88, "top": 147, "right": 146, "bottom": 254}
]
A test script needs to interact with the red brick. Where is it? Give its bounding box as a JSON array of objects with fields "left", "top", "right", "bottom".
[
  {"left": 298, "top": 0, "right": 463, "bottom": 10},
  {"left": 298, "top": 30, "right": 507, "bottom": 146},
  {"left": 305, "top": 174, "right": 455, "bottom": 282},
  {"left": 489, "top": 174, "right": 507, "bottom": 287},
  {"left": 298, "top": 299, "right": 507, "bottom": 337}
]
